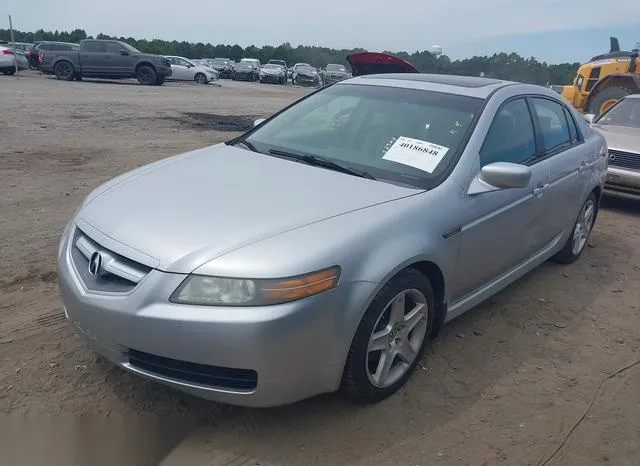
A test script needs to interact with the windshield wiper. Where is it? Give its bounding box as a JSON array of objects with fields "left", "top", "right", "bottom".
[
  {"left": 228, "top": 139, "right": 260, "bottom": 153},
  {"left": 269, "top": 149, "right": 376, "bottom": 180}
]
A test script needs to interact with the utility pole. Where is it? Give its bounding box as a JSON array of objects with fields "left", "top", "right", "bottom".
[{"left": 8, "top": 15, "right": 18, "bottom": 77}]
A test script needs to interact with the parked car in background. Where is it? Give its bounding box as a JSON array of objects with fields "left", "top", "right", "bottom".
[
  {"left": 210, "top": 58, "right": 233, "bottom": 78},
  {"left": 0, "top": 42, "right": 29, "bottom": 75},
  {"left": 293, "top": 64, "right": 321, "bottom": 87},
  {"left": 165, "top": 56, "right": 216, "bottom": 84},
  {"left": 320, "top": 63, "right": 350, "bottom": 85},
  {"left": 291, "top": 62, "right": 312, "bottom": 83},
  {"left": 586, "top": 94, "right": 640, "bottom": 198},
  {"left": 240, "top": 58, "right": 261, "bottom": 70},
  {"left": 232, "top": 60, "right": 259, "bottom": 81},
  {"left": 39, "top": 39, "right": 172, "bottom": 85},
  {"left": 268, "top": 59, "right": 287, "bottom": 69},
  {"left": 259, "top": 63, "right": 287, "bottom": 84},
  {"left": 28, "top": 41, "right": 80, "bottom": 70},
  {"left": 57, "top": 68, "right": 606, "bottom": 408}
]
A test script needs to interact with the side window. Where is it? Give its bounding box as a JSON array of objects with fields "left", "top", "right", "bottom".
[
  {"left": 105, "top": 43, "right": 123, "bottom": 54},
  {"left": 563, "top": 107, "right": 581, "bottom": 144},
  {"left": 480, "top": 99, "right": 536, "bottom": 167},
  {"left": 83, "top": 42, "right": 106, "bottom": 53},
  {"left": 530, "top": 98, "right": 571, "bottom": 155},
  {"left": 575, "top": 74, "right": 584, "bottom": 91},
  {"left": 585, "top": 67, "right": 601, "bottom": 92}
]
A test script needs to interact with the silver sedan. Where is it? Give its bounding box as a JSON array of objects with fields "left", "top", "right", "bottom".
[
  {"left": 57, "top": 73, "right": 607, "bottom": 408},
  {"left": 586, "top": 94, "right": 640, "bottom": 198}
]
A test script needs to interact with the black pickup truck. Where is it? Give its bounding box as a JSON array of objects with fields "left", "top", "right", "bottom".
[{"left": 39, "top": 39, "right": 172, "bottom": 85}]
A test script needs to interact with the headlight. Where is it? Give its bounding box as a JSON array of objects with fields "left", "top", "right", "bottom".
[{"left": 170, "top": 266, "right": 341, "bottom": 306}]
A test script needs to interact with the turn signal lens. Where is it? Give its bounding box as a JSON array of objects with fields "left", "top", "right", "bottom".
[{"left": 260, "top": 266, "right": 341, "bottom": 303}]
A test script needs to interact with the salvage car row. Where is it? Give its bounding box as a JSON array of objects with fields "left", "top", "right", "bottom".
[{"left": 2, "top": 39, "right": 351, "bottom": 87}]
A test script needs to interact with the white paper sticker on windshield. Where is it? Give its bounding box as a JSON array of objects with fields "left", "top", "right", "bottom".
[{"left": 382, "top": 136, "right": 449, "bottom": 173}]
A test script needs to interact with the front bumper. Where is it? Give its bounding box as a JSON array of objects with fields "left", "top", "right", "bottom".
[
  {"left": 260, "top": 74, "right": 284, "bottom": 83},
  {"left": 57, "top": 223, "right": 375, "bottom": 407},
  {"left": 233, "top": 72, "right": 255, "bottom": 81},
  {"left": 605, "top": 167, "right": 640, "bottom": 198},
  {"left": 156, "top": 64, "right": 172, "bottom": 78}
]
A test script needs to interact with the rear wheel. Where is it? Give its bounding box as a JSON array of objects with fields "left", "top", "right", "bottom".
[
  {"left": 136, "top": 65, "right": 157, "bottom": 85},
  {"left": 341, "top": 268, "right": 434, "bottom": 404},
  {"left": 587, "top": 87, "right": 633, "bottom": 115},
  {"left": 194, "top": 73, "right": 208, "bottom": 84},
  {"left": 54, "top": 61, "right": 75, "bottom": 81},
  {"left": 3, "top": 69, "right": 16, "bottom": 75},
  {"left": 553, "top": 192, "right": 598, "bottom": 264}
]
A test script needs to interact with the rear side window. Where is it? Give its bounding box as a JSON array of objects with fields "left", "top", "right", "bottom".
[
  {"left": 84, "top": 42, "right": 107, "bottom": 53},
  {"left": 480, "top": 98, "right": 537, "bottom": 166},
  {"left": 530, "top": 98, "right": 571, "bottom": 154}
]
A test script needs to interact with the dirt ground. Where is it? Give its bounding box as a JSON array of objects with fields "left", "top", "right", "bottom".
[{"left": 1, "top": 72, "right": 639, "bottom": 466}]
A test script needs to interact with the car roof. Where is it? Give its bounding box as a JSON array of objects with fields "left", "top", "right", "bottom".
[
  {"left": 622, "top": 94, "right": 640, "bottom": 100},
  {"left": 342, "top": 73, "right": 518, "bottom": 98}
]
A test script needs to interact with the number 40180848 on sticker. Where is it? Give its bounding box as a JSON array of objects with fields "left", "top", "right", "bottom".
[{"left": 382, "top": 136, "right": 450, "bottom": 173}]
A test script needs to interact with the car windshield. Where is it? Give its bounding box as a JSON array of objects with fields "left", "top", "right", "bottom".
[
  {"left": 263, "top": 64, "right": 281, "bottom": 69},
  {"left": 298, "top": 66, "right": 316, "bottom": 72},
  {"left": 213, "top": 58, "right": 228, "bottom": 64},
  {"left": 236, "top": 62, "right": 252, "bottom": 69},
  {"left": 326, "top": 64, "right": 346, "bottom": 72},
  {"left": 242, "top": 83, "right": 483, "bottom": 189},
  {"left": 596, "top": 98, "right": 640, "bottom": 128}
]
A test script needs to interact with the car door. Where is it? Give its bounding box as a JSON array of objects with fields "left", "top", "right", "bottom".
[
  {"left": 452, "top": 97, "right": 551, "bottom": 300},
  {"left": 80, "top": 41, "right": 107, "bottom": 75},
  {"left": 527, "top": 97, "right": 589, "bottom": 244},
  {"left": 104, "top": 42, "right": 133, "bottom": 77},
  {"left": 170, "top": 57, "right": 192, "bottom": 80}
]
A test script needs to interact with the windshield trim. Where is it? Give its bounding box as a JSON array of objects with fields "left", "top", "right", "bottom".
[{"left": 227, "top": 83, "right": 489, "bottom": 190}]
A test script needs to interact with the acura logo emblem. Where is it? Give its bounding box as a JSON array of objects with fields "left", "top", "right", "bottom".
[
  {"left": 88, "top": 251, "right": 103, "bottom": 276},
  {"left": 609, "top": 154, "right": 616, "bottom": 161}
]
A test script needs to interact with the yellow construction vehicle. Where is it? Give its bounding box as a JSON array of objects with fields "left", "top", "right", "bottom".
[{"left": 561, "top": 37, "right": 640, "bottom": 115}]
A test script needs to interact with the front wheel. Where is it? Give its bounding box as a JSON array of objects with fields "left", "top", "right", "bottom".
[
  {"left": 553, "top": 192, "right": 598, "bottom": 264},
  {"left": 136, "top": 65, "right": 157, "bottom": 85},
  {"left": 341, "top": 268, "right": 434, "bottom": 404},
  {"left": 194, "top": 73, "right": 208, "bottom": 84},
  {"left": 3, "top": 69, "right": 16, "bottom": 75},
  {"left": 54, "top": 61, "right": 75, "bottom": 81}
]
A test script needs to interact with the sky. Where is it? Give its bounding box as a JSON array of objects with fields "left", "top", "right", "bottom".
[{"left": 4, "top": 0, "right": 640, "bottom": 63}]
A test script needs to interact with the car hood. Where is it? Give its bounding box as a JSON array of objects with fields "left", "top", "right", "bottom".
[
  {"left": 261, "top": 68, "right": 283, "bottom": 74},
  {"left": 77, "top": 144, "right": 420, "bottom": 273},
  {"left": 592, "top": 124, "right": 640, "bottom": 152},
  {"left": 346, "top": 52, "right": 418, "bottom": 76},
  {"left": 296, "top": 68, "right": 317, "bottom": 77}
]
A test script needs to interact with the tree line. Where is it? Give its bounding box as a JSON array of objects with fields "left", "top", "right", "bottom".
[{"left": 1, "top": 28, "right": 579, "bottom": 85}]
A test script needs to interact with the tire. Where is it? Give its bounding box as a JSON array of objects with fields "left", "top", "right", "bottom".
[
  {"left": 194, "top": 73, "right": 208, "bottom": 84},
  {"left": 54, "top": 61, "right": 75, "bottom": 81},
  {"left": 136, "top": 65, "right": 157, "bottom": 85},
  {"left": 552, "top": 192, "right": 598, "bottom": 264},
  {"left": 587, "top": 87, "right": 633, "bottom": 115},
  {"left": 341, "top": 268, "right": 435, "bottom": 404},
  {"left": 75, "top": 73, "right": 82, "bottom": 81},
  {"left": 3, "top": 69, "right": 16, "bottom": 75}
]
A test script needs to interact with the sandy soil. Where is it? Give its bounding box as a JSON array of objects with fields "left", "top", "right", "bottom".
[{"left": 1, "top": 72, "right": 639, "bottom": 466}]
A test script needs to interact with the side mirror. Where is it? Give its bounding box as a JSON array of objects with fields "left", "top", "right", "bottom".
[
  {"left": 583, "top": 113, "right": 596, "bottom": 123},
  {"left": 120, "top": 50, "right": 129, "bottom": 55},
  {"left": 253, "top": 118, "right": 266, "bottom": 127},
  {"left": 468, "top": 162, "right": 532, "bottom": 195}
]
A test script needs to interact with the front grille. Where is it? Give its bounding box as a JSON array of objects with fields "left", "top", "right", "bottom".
[
  {"left": 71, "top": 228, "right": 152, "bottom": 293},
  {"left": 128, "top": 349, "right": 258, "bottom": 391},
  {"left": 608, "top": 150, "right": 640, "bottom": 170}
]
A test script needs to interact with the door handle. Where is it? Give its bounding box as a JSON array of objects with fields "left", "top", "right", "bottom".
[
  {"left": 578, "top": 162, "right": 588, "bottom": 173},
  {"left": 532, "top": 183, "right": 550, "bottom": 197}
]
